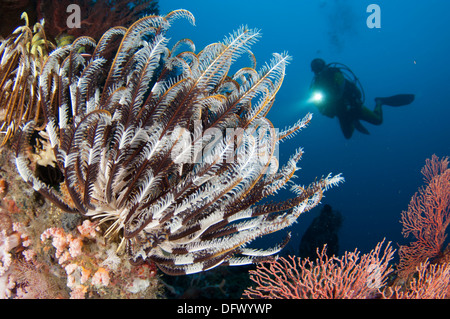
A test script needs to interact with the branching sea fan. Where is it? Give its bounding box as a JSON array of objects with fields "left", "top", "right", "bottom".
[{"left": 13, "top": 10, "right": 343, "bottom": 275}]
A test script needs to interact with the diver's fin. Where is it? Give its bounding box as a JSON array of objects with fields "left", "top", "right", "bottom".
[
  {"left": 375, "top": 94, "right": 415, "bottom": 107},
  {"left": 354, "top": 120, "right": 370, "bottom": 135}
]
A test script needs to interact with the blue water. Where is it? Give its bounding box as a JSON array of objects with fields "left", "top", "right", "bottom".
[{"left": 159, "top": 1, "right": 450, "bottom": 256}]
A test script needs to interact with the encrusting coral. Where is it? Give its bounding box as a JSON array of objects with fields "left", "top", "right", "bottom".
[{"left": 11, "top": 9, "right": 343, "bottom": 276}]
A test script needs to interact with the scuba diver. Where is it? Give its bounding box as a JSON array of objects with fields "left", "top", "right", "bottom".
[{"left": 309, "top": 58, "right": 415, "bottom": 139}]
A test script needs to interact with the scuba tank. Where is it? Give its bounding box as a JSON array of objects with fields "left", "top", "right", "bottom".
[{"left": 326, "top": 62, "right": 366, "bottom": 105}]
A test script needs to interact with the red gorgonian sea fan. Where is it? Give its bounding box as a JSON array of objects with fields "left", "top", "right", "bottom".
[
  {"left": 383, "top": 260, "right": 450, "bottom": 299},
  {"left": 243, "top": 240, "right": 395, "bottom": 299},
  {"left": 397, "top": 155, "right": 450, "bottom": 279}
]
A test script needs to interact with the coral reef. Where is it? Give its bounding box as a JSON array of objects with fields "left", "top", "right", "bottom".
[
  {"left": 38, "top": 220, "right": 160, "bottom": 298},
  {"left": 0, "top": 7, "right": 342, "bottom": 297},
  {"left": 397, "top": 154, "right": 450, "bottom": 278},
  {"left": 383, "top": 260, "right": 450, "bottom": 299},
  {"left": 12, "top": 9, "right": 342, "bottom": 276},
  {"left": 244, "top": 240, "right": 395, "bottom": 299},
  {"left": 2, "top": 219, "right": 162, "bottom": 298},
  {"left": 0, "top": 146, "right": 161, "bottom": 298},
  {"left": 244, "top": 155, "right": 450, "bottom": 299}
]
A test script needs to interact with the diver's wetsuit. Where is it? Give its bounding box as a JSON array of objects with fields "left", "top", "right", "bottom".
[{"left": 311, "top": 66, "right": 382, "bottom": 139}]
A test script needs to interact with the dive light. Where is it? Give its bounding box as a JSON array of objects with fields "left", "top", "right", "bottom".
[{"left": 309, "top": 91, "right": 325, "bottom": 104}]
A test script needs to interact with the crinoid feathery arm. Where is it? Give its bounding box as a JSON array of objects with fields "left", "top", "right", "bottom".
[{"left": 14, "top": 10, "right": 343, "bottom": 275}]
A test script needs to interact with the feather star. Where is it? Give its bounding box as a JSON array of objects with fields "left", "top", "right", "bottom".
[{"left": 13, "top": 10, "right": 343, "bottom": 275}]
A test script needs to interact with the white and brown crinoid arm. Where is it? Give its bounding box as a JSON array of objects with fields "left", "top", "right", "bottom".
[{"left": 14, "top": 10, "right": 343, "bottom": 275}]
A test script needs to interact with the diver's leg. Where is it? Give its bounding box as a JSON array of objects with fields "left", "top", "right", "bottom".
[
  {"left": 337, "top": 115, "right": 354, "bottom": 139},
  {"left": 358, "top": 101, "right": 383, "bottom": 125}
]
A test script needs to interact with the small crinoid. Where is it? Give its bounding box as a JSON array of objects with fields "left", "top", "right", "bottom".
[
  {"left": 0, "top": 12, "right": 55, "bottom": 146},
  {"left": 14, "top": 10, "right": 343, "bottom": 275}
]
